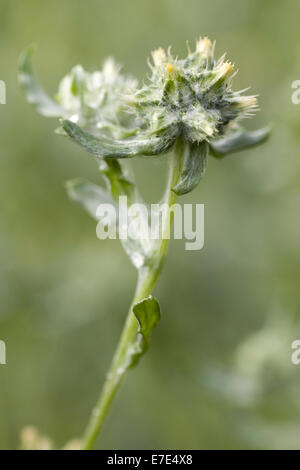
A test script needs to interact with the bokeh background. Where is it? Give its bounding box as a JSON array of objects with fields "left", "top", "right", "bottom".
[{"left": 1, "top": 0, "right": 300, "bottom": 450}]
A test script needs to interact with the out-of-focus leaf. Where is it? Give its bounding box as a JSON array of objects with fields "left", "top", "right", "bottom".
[
  {"left": 65, "top": 178, "right": 115, "bottom": 220},
  {"left": 61, "top": 119, "right": 177, "bottom": 158},
  {"left": 99, "top": 160, "right": 149, "bottom": 269},
  {"left": 172, "top": 141, "right": 208, "bottom": 195},
  {"left": 66, "top": 176, "right": 149, "bottom": 270},
  {"left": 209, "top": 126, "right": 271, "bottom": 158},
  {"left": 18, "top": 46, "right": 64, "bottom": 118},
  {"left": 131, "top": 295, "right": 161, "bottom": 367}
]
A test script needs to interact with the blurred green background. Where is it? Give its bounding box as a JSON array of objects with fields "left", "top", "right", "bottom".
[{"left": 1, "top": 0, "right": 300, "bottom": 450}]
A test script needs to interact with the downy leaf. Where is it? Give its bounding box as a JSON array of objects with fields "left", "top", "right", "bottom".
[
  {"left": 98, "top": 160, "right": 151, "bottom": 269},
  {"left": 66, "top": 176, "right": 149, "bottom": 270},
  {"left": 172, "top": 141, "right": 208, "bottom": 195},
  {"left": 65, "top": 178, "right": 115, "bottom": 220},
  {"left": 19, "top": 46, "right": 64, "bottom": 118},
  {"left": 61, "top": 119, "right": 177, "bottom": 159},
  {"left": 131, "top": 295, "right": 161, "bottom": 367},
  {"left": 209, "top": 126, "right": 271, "bottom": 158}
]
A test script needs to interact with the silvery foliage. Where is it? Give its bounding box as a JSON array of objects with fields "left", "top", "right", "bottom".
[{"left": 19, "top": 39, "right": 270, "bottom": 269}]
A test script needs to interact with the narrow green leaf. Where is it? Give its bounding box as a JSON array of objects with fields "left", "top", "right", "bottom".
[
  {"left": 19, "top": 45, "right": 64, "bottom": 117},
  {"left": 209, "top": 126, "right": 271, "bottom": 158},
  {"left": 131, "top": 295, "right": 161, "bottom": 367},
  {"left": 61, "top": 119, "right": 177, "bottom": 159},
  {"left": 65, "top": 178, "right": 115, "bottom": 220},
  {"left": 172, "top": 141, "right": 208, "bottom": 195},
  {"left": 99, "top": 159, "right": 136, "bottom": 203}
]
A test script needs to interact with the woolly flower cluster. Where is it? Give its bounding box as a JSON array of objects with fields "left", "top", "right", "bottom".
[
  {"left": 51, "top": 38, "right": 258, "bottom": 144},
  {"left": 130, "top": 37, "right": 258, "bottom": 143},
  {"left": 56, "top": 58, "right": 138, "bottom": 137},
  {"left": 19, "top": 38, "right": 269, "bottom": 192}
]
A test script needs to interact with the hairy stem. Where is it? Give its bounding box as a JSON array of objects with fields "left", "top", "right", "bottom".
[{"left": 81, "top": 138, "right": 184, "bottom": 450}]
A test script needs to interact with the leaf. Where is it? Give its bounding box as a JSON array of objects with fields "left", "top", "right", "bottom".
[
  {"left": 66, "top": 176, "right": 149, "bottom": 270},
  {"left": 99, "top": 159, "right": 136, "bottom": 204},
  {"left": 108, "top": 296, "right": 160, "bottom": 385},
  {"left": 172, "top": 141, "right": 208, "bottom": 195},
  {"left": 65, "top": 178, "right": 115, "bottom": 220},
  {"left": 61, "top": 119, "right": 177, "bottom": 159},
  {"left": 131, "top": 295, "right": 161, "bottom": 367},
  {"left": 98, "top": 161, "right": 150, "bottom": 269},
  {"left": 19, "top": 45, "right": 64, "bottom": 118},
  {"left": 209, "top": 126, "right": 271, "bottom": 158}
]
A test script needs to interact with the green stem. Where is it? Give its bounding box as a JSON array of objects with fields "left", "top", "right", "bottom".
[{"left": 81, "top": 138, "right": 184, "bottom": 450}]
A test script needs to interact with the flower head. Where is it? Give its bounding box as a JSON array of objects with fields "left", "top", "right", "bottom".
[
  {"left": 19, "top": 39, "right": 270, "bottom": 195},
  {"left": 130, "top": 37, "right": 258, "bottom": 143}
]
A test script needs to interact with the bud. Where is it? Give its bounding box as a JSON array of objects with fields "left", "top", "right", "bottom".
[
  {"left": 56, "top": 58, "right": 138, "bottom": 136},
  {"left": 130, "top": 38, "right": 258, "bottom": 144},
  {"left": 152, "top": 48, "right": 166, "bottom": 66}
]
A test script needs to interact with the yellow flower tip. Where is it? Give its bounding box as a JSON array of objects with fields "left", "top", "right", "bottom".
[
  {"left": 217, "top": 61, "right": 234, "bottom": 80},
  {"left": 196, "top": 36, "right": 212, "bottom": 54},
  {"left": 152, "top": 48, "right": 166, "bottom": 66},
  {"left": 224, "top": 61, "right": 234, "bottom": 73},
  {"left": 244, "top": 96, "right": 257, "bottom": 108},
  {"left": 167, "top": 63, "right": 174, "bottom": 73},
  {"left": 203, "top": 37, "right": 212, "bottom": 48}
]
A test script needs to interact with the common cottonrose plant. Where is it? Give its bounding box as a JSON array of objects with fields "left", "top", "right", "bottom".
[{"left": 19, "top": 37, "right": 269, "bottom": 449}]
